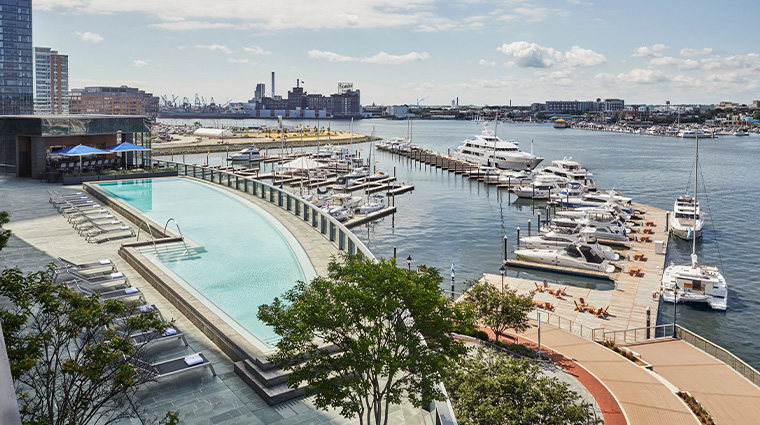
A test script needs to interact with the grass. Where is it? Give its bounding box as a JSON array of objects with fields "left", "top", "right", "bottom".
[
  {"left": 599, "top": 340, "right": 648, "bottom": 366},
  {"left": 677, "top": 391, "right": 715, "bottom": 425}
]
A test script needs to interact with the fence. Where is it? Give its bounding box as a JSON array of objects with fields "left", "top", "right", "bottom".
[
  {"left": 153, "top": 159, "right": 376, "bottom": 261},
  {"left": 676, "top": 326, "right": 760, "bottom": 387},
  {"left": 532, "top": 310, "right": 605, "bottom": 341},
  {"left": 602, "top": 324, "right": 674, "bottom": 345}
]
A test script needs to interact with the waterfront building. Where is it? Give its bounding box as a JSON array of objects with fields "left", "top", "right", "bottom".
[
  {"left": 546, "top": 98, "right": 625, "bottom": 115},
  {"left": 387, "top": 105, "right": 410, "bottom": 118},
  {"left": 69, "top": 85, "right": 159, "bottom": 116},
  {"left": 603, "top": 98, "right": 625, "bottom": 112},
  {"left": 255, "top": 81, "right": 360, "bottom": 118},
  {"left": 254, "top": 83, "right": 265, "bottom": 102},
  {"left": 34, "top": 47, "right": 69, "bottom": 115},
  {"left": 0, "top": 0, "right": 33, "bottom": 115}
]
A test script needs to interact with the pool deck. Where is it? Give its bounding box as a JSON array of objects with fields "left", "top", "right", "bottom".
[{"left": 0, "top": 177, "right": 420, "bottom": 425}]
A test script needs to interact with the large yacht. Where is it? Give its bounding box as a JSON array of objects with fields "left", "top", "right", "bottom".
[
  {"left": 670, "top": 195, "right": 703, "bottom": 240},
  {"left": 540, "top": 157, "right": 596, "bottom": 190},
  {"left": 514, "top": 243, "right": 616, "bottom": 273},
  {"left": 452, "top": 123, "right": 543, "bottom": 170},
  {"left": 661, "top": 255, "right": 728, "bottom": 310}
]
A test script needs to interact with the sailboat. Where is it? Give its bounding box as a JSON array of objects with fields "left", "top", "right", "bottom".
[{"left": 661, "top": 135, "right": 728, "bottom": 310}]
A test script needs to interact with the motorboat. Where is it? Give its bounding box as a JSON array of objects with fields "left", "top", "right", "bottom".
[
  {"left": 553, "top": 119, "right": 569, "bottom": 129},
  {"left": 513, "top": 181, "right": 563, "bottom": 200},
  {"left": 520, "top": 228, "right": 619, "bottom": 261},
  {"left": 452, "top": 122, "right": 543, "bottom": 170},
  {"left": 541, "top": 221, "right": 629, "bottom": 243},
  {"left": 345, "top": 167, "right": 369, "bottom": 180},
  {"left": 550, "top": 181, "right": 586, "bottom": 201},
  {"left": 357, "top": 195, "right": 386, "bottom": 214},
  {"left": 514, "top": 243, "right": 616, "bottom": 273},
  {"left": 678, "top": 129, "right": 712, "bottom": 139},
  {"left": 661, "top": 133, "right": 727, "bottom": 310},
  {"left": 231, "top": 145, "right": 262, "bottom": 161},
  {"left": 552, "top": 190, "right": 633, "bottom": 214},
  {"left": 540, "top": 157, "right": 596, "bottom": 190},
  {"left": 365, "top": 171, "right": 389, "bottom": 181},
  {"left": 497, "top": 170, "right": 534, "bottom": 187},
  {"left": 330, "top": 193, "right": 362, "bottom": 209},
  {"left": 323, "top": 205, "right": 350, "bottom": 222},
  {"left": 734, "top": 129, "right": 749, "bottom": 137},
  {"left": 670, "top": 195, "right": 703, "bottom": 240},
  {"left": 333, "top": 168, "right": 368, "bottom": 190}
]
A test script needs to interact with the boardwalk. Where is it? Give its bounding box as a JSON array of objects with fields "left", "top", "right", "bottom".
[{"left": 630, "top": 339, "right": 760, "bottom": 424}]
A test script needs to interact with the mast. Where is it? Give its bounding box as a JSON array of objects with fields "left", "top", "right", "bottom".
[{"left": 692, "top": 134, "right": 698, "bottom": 266}]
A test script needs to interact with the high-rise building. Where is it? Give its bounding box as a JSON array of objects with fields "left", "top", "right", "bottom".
[
  {"left": 0, "top": 0, "right": 33, "bottom": 115},
  {"left": 34, "top": 47, "right": 69, "bottom": 115},
  {"left": 254, "top": 83, "right": 265, "bottom": 102},
  {"left": 69, "top": 85, "right": 159, "bottom": 116}
]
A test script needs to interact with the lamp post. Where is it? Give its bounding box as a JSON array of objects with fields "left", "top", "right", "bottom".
[
  {"left": 672, "top": 283, "right": 680, "bottom": 338},
  {"left": 407, "top": 255, "right": 412, "bottom": 271},
  {"left": 499, "top": 264, "right": 506, "bottom": 293}
]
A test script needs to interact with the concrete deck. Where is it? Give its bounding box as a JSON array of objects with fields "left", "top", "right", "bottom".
[{"left": 0, "top": 176, "right": 420, "bottom": 425}]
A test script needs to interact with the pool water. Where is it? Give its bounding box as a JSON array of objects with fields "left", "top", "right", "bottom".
[{"left": 96, "top": 178, "right": 316, "bottom": 350}]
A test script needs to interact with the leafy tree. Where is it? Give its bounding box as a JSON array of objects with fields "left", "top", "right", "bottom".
[
  {"left": 0, "top": 265, "right": 170, "bottom": 425},
  {"left": 445, "top": 347, "right": 601, "bottom": 425},
  {"left": 0, "top": 211, "right": 10, "bottom": 251},
  {"left": 258, "top": 255, "right": 468, "bottom": 425},
  {"left": 463, "top": 281, "right": 534, "bottom": 342}
]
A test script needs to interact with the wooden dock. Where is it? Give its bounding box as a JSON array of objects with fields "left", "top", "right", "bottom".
[
  {"left": 377, "top": 145, "right": 478, "bottom": 174},
  {"left": 344, "top": 207, "right": 397, "bottom": 228},
  {"left": 504, "top": 259, "right": 619, "bottom": 281},
  {"left": 387, "top": 184, "right": 415, "bottom": 196}
]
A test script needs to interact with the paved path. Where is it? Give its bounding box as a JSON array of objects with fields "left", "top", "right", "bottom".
[
  {"left": 514, "top": 323, "right": 698, "bottom": 425},
  {"left": 630, "top": 338, "right": 760, "bottom": 424}
]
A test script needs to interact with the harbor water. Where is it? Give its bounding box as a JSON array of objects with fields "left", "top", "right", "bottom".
[{"left": 158, "top": 118, "right": 760, "bottom": 369}]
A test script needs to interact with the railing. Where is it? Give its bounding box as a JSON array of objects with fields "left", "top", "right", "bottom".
[
  {"left": 602, "top": 324, "right": 674, "bottom": 345},
  {"left": 531, "top": 310, "right": 605, "bottom": 341},
  {"left": 163, "top": 218, "right": 190, "bottom": 256},
  {"left": 0, "top": 324, "right": 22, "bottom": 425},
  {"left": 676, "top": 326, "right": 760, "bottom": 387},
  {"left": 135, "top": 219, "right": 159, "bottom": 256},
  {"left": 152, "top": 159, "right": 376, "bottom": 261}
]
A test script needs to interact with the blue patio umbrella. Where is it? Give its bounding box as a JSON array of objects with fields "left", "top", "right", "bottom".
[
  {"left": 54, "top": 144, "right": 111, "bottom": 175},
  {"left": 104, "top": 142, "right": 151, "bottom": 169}
]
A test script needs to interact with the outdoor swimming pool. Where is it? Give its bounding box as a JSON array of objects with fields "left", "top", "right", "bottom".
[{"left": 96, "top": 177, "right": 316, "bottom": 351}]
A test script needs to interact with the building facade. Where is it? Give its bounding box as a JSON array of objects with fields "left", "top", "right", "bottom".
[
  {"left": 0, "top": 0, "right": 33, "bottom": 115},
  {"left": 34, "top": 47, "right": 69, "bottom": 115},
  {"left": 69, "top": 85, "right": 159, "bottom": 116},
  {"left": 254, "top": 83, "right": 265, "bottom": 102}
]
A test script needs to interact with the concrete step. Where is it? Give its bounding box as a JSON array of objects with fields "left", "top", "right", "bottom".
[{"left": 234, "top": 360, "right": 305, "bottom": 405}]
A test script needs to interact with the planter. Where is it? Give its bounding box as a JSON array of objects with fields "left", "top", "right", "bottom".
[
  {"left": 97, "top": 175, "right": 116, "bottom": 181},
  {"left": 62, "top": 176, "right": 81, "bottom": 185}
]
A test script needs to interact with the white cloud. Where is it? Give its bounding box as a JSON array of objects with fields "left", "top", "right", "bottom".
[
  {"left": 228, "top": 58, "right": 250, "bottom": 64},
  {"left": 700, "top": 53, "right": 760, "bottom": 70},
  {"left": 631, "top": 44, "right": 668, "bottom": 58},
  {"left": 478, "top": 59, "right": 496, "bottom": 66},
  {"left": 649, "top": 56, "right": 700, "bottom": 70},
  {"left": 132, "top": 59, "right": 149, "bottom": 67},
  {"left": 597, "top": 68, "right": 668, "bottom": 84},
  {"left": 74, "top": 31, "right": 103, "bottom": 43},
  {"left": 150, "top": 20, "right": 237, "bottom": 30},
  {"left": 498, "top": 7, "right": 563, "bottom": 23},
  {"left": 497, "top": 41, "right": 605, "bottom": 68},
  {"left": 307, "top": 50, "right": 430, "bottom": 64},
  {"left": 194, "top": 44, "right": 234, "bottom": 54},
  {"left": 680, "top": 47, "right": 713, "bottom": 57},
  {"left": 242, "top": 46, "right": 271, "bottom": 55}
]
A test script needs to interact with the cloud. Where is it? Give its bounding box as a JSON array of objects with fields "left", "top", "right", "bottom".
[
  {"left": 631, "top": 44, "right": 668, "bottom": 58},
  {"left": 497, "top": 41, "right": 605, "bottom": 68},
  {"left": 228, "top": 58, "right": 250, "bottom": 64},
  {"left": 478, "top": 59, "right": 496, "bottom": 66},
  {"left": 597, "top": 68, "right": 668, "bottom": 84},
  {"left": 498, "top": 7, "right": 564, "bottom": 23},
  {"left": 649, "top": 56, "right": 700, "bottom": 70},
  {"left": 194, "top": 44, "right": 234, "bottom": 54},
  {"left": 74, "top": 31, "right": 103, "bottom": 43},
  {"left": 132, "top": 59, "right": 149, "bottom": 67},
  {"left": 700, "top": 53, "right": 760, "bottom": 70},
  {"left": 150, "top": 20, "right": 237, "bottom": 30},
  {"left": 307, "top": 50, "right": 430, "bottom": 64},
  {"left": 680, "top": 47, "right": 713, "bottom": 57},
  {"left": 242, "top": 46, "right": 271, "bottom": 55}
]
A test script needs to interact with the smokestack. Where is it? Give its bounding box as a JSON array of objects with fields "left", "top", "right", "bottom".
[
  {"left": 271, "top": 72, "right": 275, "bottom": 97},
  {"left": 456, "top": 97, "right": 459, "bottom": 106},
  {"left": 297, "top": 78, "right": 300, "bottom": 88}
]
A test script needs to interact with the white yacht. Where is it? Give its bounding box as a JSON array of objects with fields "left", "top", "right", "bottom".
[
  {"left": 379, "top": 136, "right": 412, "bottom": 151},
  {"left": 357, "top": 195, "right": 386, "bottom": 214},
  {"left": 452, "top": 123, "right": 543, "bottom": 170},
  {"left": 513, "top": 181, "right": 563, "bottom": 200},
  {"left": 514, "top": 243, "right": 616, "bottom": 273},
  {"left": 670, "top": 195, "right": 703, "bottom": 240},
  {"left": 678, "top": 129, "right": 711, "bottom": 138},
  {"left": 662, "top": 134, "right": 727, "bottom": 310},
  {"left": 552, "top": 190, "right": 634, "bottom": 214},
  {"left": 540, "top": 157, "right": 596, "bottom": 190},
  {"left": 520, "top": 228, "right": 619, "bottom": 261},
  {"left": 231, "top": 145, "right": 262, "bottom": 161},
  {"left": 497, "top": 170, "right": 534, "bottom": 187},
  {"left": 734, "top": 129, "right": 749, "bottom": 137}
]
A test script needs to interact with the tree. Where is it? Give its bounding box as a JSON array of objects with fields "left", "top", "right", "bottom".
[
  {"left": 258, "top": 255, "right": 468, "bottom": 425},
  {"left": 445, "top": 347, "right": 601, "bottom": 425},
  {"left": 0, "top": 211, "right": 10, "bottom": 251},
  {"left": 0, "top": 265, "right": 170, "bottom": 425},
  {"left": 463, "top": 281, "right": 534, "bottom": 342}
]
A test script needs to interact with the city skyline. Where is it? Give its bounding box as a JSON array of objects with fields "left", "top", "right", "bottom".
[{"left": 34, "top": 0, "right": 760, "bottom": 107}]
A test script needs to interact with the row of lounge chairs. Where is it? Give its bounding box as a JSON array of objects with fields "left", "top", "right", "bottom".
[
  {"left": 55, "top": 257, "right": 216, "bottom": 380},
  {"left": 48, "top": 190, "right": 135, "bottom": 243}
]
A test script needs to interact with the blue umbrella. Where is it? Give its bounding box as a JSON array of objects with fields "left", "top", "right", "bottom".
[
  {"left": 104, "top": 142, "right": 151, "bottom": 152},
  {"left": 54, "top": 144, "right": 111, "bottom": 176}
]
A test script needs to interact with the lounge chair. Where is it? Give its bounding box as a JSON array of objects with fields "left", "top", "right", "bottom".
[
  {"left": 48, "top": 190, "right": 86, "bottom": 202},
  {"left": 534, "top": 282, "right": 544, "bottom": 292},
  {"left": 573, "top": 300, "right": 585, "bottom": 312},
  {"left": 132, "top": 352, "right": 216, "bottom": 379},
  {"left": 76, "top": 219, "right": 125, "bottom": 236},
  {"left": 59, "top": 268, "right": 128, "bottom": 286},
  {"left": 115, "top": 304, "right": 163, "bottom": 323},
  {"left": 54, "top": 198, "right": 97, "bottom": 212},
  {"left": 78, "top": 285, "right": 144, "bottom": 303},
  {"left": 128, "top": 326, "right": 188, "bottom": 347},
  {"left": 56, "top": 257, "right": 117, "bottom": 273},
  {"left": 69, "top": 211, "right": 117, "bottom": 227},
  {"left": 62, "top": 205, "right": 109, "bottom": 220},
  {"left": 83, "top": 223, "right": 135, "bottom": 243}
]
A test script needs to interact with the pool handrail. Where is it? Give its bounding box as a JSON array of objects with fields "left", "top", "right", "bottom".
[
  {"left": 163, "top": 218, "right": 190, "bottom": 257},
  {"left": 135, "top": 219, "right": 159, "bottom": 256}
]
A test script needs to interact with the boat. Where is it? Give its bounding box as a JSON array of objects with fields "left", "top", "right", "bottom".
[
  {"left": 514, "top": 242, "right": 617, "bottom": 273},
  {"left": 550, "top": 181, "right": 586, "bottom": 201},
  {"left": 678, "top": 129, "right": 711, "bottom": 139},
  {"left": 539, "top": 157, "right": 596, "bottom": 190},
  {"left": 357, "top": 195, "right": 386, "bottom": 214},
  {"left": 520, "top": 227, "right": 619, "bottom": 261},
  {"left": 552, "top": 190, "right": 634, "bottom": 214},
  {"left": 734, "top": 129, "right": 749, "bottom": 136},
  {"left": 513, "top": 181, "right": 563, "bottom": 200},
  {"left": 553, "top": 119, "right": 569, "bottom": 129},
  {"left": 231, "top": 145, "right": 262, "bottom": 161},
  {"left": 330, "top": 193, "right": 362, "bottom": 209},
  {"left": 670, "top": 195, "right": 703, "bottom": 240},
  {"left": 497, "top": 170, "right": 534, "bottom": 187},
  {"left": 661, "top": 135, "right": 728, "bottom": 310},
  {"left": 452, "top": 122, "right": 543, "bottom": 170},
  {"left": 365, "top": 171, "right": 389, "bottom": 181},
  {"left": 323, "top": 205, "right": 350, "bottom": 222}
]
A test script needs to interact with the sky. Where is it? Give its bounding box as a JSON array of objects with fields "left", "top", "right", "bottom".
[{"left": 33, "top": 0, "right": 760, "bottom": 107}]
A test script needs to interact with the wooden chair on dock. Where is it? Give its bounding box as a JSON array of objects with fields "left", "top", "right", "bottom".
[
  {"left": 645, "top": 220, "right": 655, "bottom": 227},
  {"left": 574, "top": 300, "right": 586, "bottom": 312},
  {"left": 548, "top": 288, "right": 563, "bottom": 299},
  {"left": 559, "top": 287, "right": 568, "bottom": 297},
  {"left": 543, "top": 302, "right": 554, "bottom": 311},
  {"left": 628, "top": 266, "right": 643, "bottom": 277},
  {"left": 534, "top": 282, "right": 544, "bottom": 292}
]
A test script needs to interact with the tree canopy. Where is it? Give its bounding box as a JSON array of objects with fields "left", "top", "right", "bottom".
[
  {"left": 0, "top": 265, "right": 171, "bottom": 425},
  {"left": 462, "top": 281, "right": 534, "bottom": 342},
  {"left": 258, "top": 254, "right": 468, "bottom": 425},
  {"left": 444, "top": 347, "right": 601, "bottom": 425},
  {"left": 0, "top": 211, "right": 11, "bottom": 251}
]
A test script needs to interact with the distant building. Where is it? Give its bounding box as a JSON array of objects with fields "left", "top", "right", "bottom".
[
  {"left": 387, "top": 105, "right": 409, "bottom": 118},
  {"left": 602, "top": 98, "right": 625, "bottom": 112},
  {"left": 34, "top": 47, "right": 69, "bottom": 115},
  {"left": 254, "top": 81, "right": 361, "bottom": 118},
  {"left": 546, "top": 98, "right": 625, "bottom": 114},
  {"left": 717, "top": 101, "right": 740, "bottom": 109},
  {"left": 546, "top": 101, "right": 581, "bottom": 114},
  {"left": 0, "top": 0, "right": 33, "bottom": 115},
  {"left": 69, "top": 85, "right": 159, "bottom": 116},
  {"left": 254, "top": 83, "right": 265, "bottom": 102}
]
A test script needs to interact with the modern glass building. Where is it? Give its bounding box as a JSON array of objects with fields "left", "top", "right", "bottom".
[
  {"left": 0, "top": 0, "right": 33, "bottom": 115},
  {"left": 34, "top": 47, "right": 69, "bottom": 115}
]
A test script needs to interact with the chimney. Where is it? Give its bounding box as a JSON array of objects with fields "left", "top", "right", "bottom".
[{"left": 271, "top": 72, "right": 275, "bottom": 97}]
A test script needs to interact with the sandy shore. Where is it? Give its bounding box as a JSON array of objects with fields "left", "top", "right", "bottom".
[{"left": 151, "top": 131, "right": 379, "bottom": 155}]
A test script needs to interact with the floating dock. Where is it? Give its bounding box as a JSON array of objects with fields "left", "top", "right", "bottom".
[
  {"left": 344, "top": 207, "right": 397, "bottom": 228},
  {"left": 504, "top": 259, "right": 620, "bottom": 281}
]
